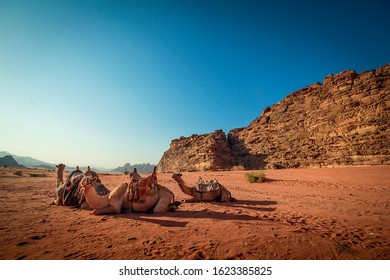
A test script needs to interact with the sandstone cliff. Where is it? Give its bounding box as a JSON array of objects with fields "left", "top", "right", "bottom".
[
  {"left": 157, "top": 130, "right": 235, "bottom": 172},
  {"left": 157, "top": 63, "right": 390, "bottom": 172}
]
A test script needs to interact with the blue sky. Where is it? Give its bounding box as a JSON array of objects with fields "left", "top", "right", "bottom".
[{"left": 1, "top": 0, "right": 389, "bottom": 168}]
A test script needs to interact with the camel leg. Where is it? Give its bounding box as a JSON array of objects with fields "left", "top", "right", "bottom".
[
  {"left": 80, "top": 201, "right": 92, "bottom": 210},
  {"left": 92, "top": 206, "right": 118, "bottom": 215},
  {"left": 152, "top": 197, "right": 173, "bottom": 213},
  {"left": 92, "top": 201, "right": 122, "bottom": 215}
]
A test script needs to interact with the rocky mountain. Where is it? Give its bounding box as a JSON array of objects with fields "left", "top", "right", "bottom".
[
  {"left": 0, "top": 151, "right": 55, "bottom": 169},
  {"left": 0, "top": 151, "right": 154, "bottom": 173},
  {"left": 0, "top": 155, "right": 25, "bottom": 168},
  {"left": 111, "top": 163, "right": 155, "bottom": 174},
  {"left": 157, "top": 63, "right": 390, "bottom": 172},
  {"left": 157, "top": 130, "right": 235, "bottom": 173}
]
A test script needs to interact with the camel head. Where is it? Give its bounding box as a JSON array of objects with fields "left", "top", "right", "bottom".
[
  {"left": 84, "top": 166, "right": 102, "bottom": 183},
  {"left": 172, "top": 173, "right": 182, "bottom": 180},
  {"left": 79, "top": 175, "right": 97, "bottom": 191},
  {"left": 56, "top": 163, "right": 65, "bottom": 172}
]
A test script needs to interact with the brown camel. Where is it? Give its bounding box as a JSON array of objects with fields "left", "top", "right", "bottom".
[
  {"left": 53, "top": 164, "right": 109, "bottom": 207},
  {"left": 80, "top": 168, "right": 179, "bottom": 215},
  {"left": 80, "top": 175, "right": 127, "bottom": 215},
  {"left": 172, "top": 173, "right": 236, "bottom": 202},
  {"left": 52, "top": 163, "right": 66, "bottom": 205}
]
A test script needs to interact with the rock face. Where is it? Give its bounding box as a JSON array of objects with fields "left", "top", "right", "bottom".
[
  {"left": 157, "top": 130, "right": 235, "bottom": 172},
  {"left": 157, "top": 63, "right": 390, "bottom": 172},
  {"left": 0, "top": 156, "right": 25, "bottom": 168}
]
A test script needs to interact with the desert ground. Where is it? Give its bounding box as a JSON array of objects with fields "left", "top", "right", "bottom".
[{"left": 0, "top": 165, "right": 389, "bottom": 260}]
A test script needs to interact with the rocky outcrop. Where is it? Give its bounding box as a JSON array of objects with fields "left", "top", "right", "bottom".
[
  {"left": 0, "top": 156, "right": 25, "bottom": 168},
  {"left": 157, "top": 130, "right": 235, "bottom": 172},
  {"left": 111, "top": 163, "right": 155, "bottom": 174},
  {"left": 158, "top": 63, "right": 390, "bottom": 172}
]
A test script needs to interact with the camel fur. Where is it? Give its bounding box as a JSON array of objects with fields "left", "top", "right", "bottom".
[{"left": 80, "top": 175, "right": 127, "bottom": 215}]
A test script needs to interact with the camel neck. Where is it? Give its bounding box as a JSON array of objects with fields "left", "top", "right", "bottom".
[
  {"left": 83, "top": 186, "right": 108, "bottom": 209},
  {"left": 175, "top": 177, "right": 192, "bottom": 195}
]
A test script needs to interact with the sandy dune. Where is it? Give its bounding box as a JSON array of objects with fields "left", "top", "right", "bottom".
[{"left": 0, "top": 166, "right": 389, "bottom": 260}]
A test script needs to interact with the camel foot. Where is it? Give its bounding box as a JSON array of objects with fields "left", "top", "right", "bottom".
[
  {"left": 49, "top": 200, "right": 56, "bottom": 205},
  {"left": 173, "top": 201, "right": 182, "bottom": 207}
]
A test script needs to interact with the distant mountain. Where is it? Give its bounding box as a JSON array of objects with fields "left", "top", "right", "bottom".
[
  {"left": 111, "top": 162, "right": 155, "bottom": 174},
  {"left": 0, "top": 151, "right": 155, "bottom": 173},
  {"left": 0, "top": 155, "right": 25, "bottom": 168},
  {"left": 0, "top": 151, "right": 55, "bottom": 169}
]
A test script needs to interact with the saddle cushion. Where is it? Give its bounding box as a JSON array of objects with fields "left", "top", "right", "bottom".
[{"left": 196, "top": 179, "right": 219, "bottom": 192}]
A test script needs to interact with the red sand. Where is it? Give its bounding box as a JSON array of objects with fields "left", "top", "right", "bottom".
[{"left": 0, "top": 166, "right": 389, "bottom": 260}]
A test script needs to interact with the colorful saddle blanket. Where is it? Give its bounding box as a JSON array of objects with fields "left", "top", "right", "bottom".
[
  {"left": 58, "top": 170, "right": 84, "bottom": 206},
  {"left": 196, "top": 177, "right": 220, "bottom": 192},
  {"left": 127, "top": 179, "right": 157, "bottom": 203}
]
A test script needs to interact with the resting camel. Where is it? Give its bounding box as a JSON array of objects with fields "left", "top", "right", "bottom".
[
  {"left": 53, "top": 164, "right": 109, "bottom": 208},
  {"left": 80, "top": 168, "right": 179, "bottom": 215},
  {"left": 79, "top": 176, "right": 127, "bottom": 215},
  {"left": 52, "top": 163, "right": 66, "bottom": 205},
  {"left": 172, "top": 173, "right": 236, "bottom": 202}
]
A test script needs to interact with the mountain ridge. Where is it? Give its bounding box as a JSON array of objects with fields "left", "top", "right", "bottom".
[
  {"left": 0, "top": 151, "right": 155, "bottom": 172},
  {"left": 0, "top": 155, "right": 25, "bottom": 168}
]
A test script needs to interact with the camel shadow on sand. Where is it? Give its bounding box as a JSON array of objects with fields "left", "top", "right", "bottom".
[
  {"left": 223, "top": 199, "right": 277, "bottom": 212},
  {"left": 183, "top": 199, "right": 278, "bottom": 213},
  {"left": 110, "top": 200, "right": 278, "bottom": 228}
]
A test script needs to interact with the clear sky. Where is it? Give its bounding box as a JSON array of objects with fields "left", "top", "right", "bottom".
[{"left": 1, "top": 0, "right": 389, "bottom": 168}]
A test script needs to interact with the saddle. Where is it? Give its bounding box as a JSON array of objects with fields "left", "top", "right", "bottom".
[
  {"left": 59, "top": 169, "right": 84, "bottom": 206},
  {"left": 196, "top": 177, "right": 220, "bottom": 192},
  {"left": 126, "top": 170, "right": 157, "bottom": 203}
]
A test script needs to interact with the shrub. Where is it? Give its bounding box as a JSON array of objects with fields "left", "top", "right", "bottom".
[
  {"left": 245, "top": 171, "right": 265, "bottom": 183},
  {"left": 29, "top": 174, "right": 47, "bottom": 177},
  {"left": 14, "top": 171, "right": 23, "bottom": 176},
  {"left": 123, "top": 170, "right": 129, "bottom": 175}
]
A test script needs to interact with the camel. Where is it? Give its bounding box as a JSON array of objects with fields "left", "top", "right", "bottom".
[
  {"left": 56, "top": 163, "right": 65, "bottom": 186},
  {"left": 80, "top": 168, "right": 179, "bottom": 215},
  {"left": 52, "top": 163, "right": 66, "bottom": 205},
  {"left": 79, "top": 175, "right": 128, "bottom": 215},
  {"left": 53, "top": 164, "right": 109, "bottom": 208},
  {"left": 54, "top": 166, "right": 84, "bottom": 206},
  {"left": 172, "top": 173, "right": 237, "bottom": 202}
]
